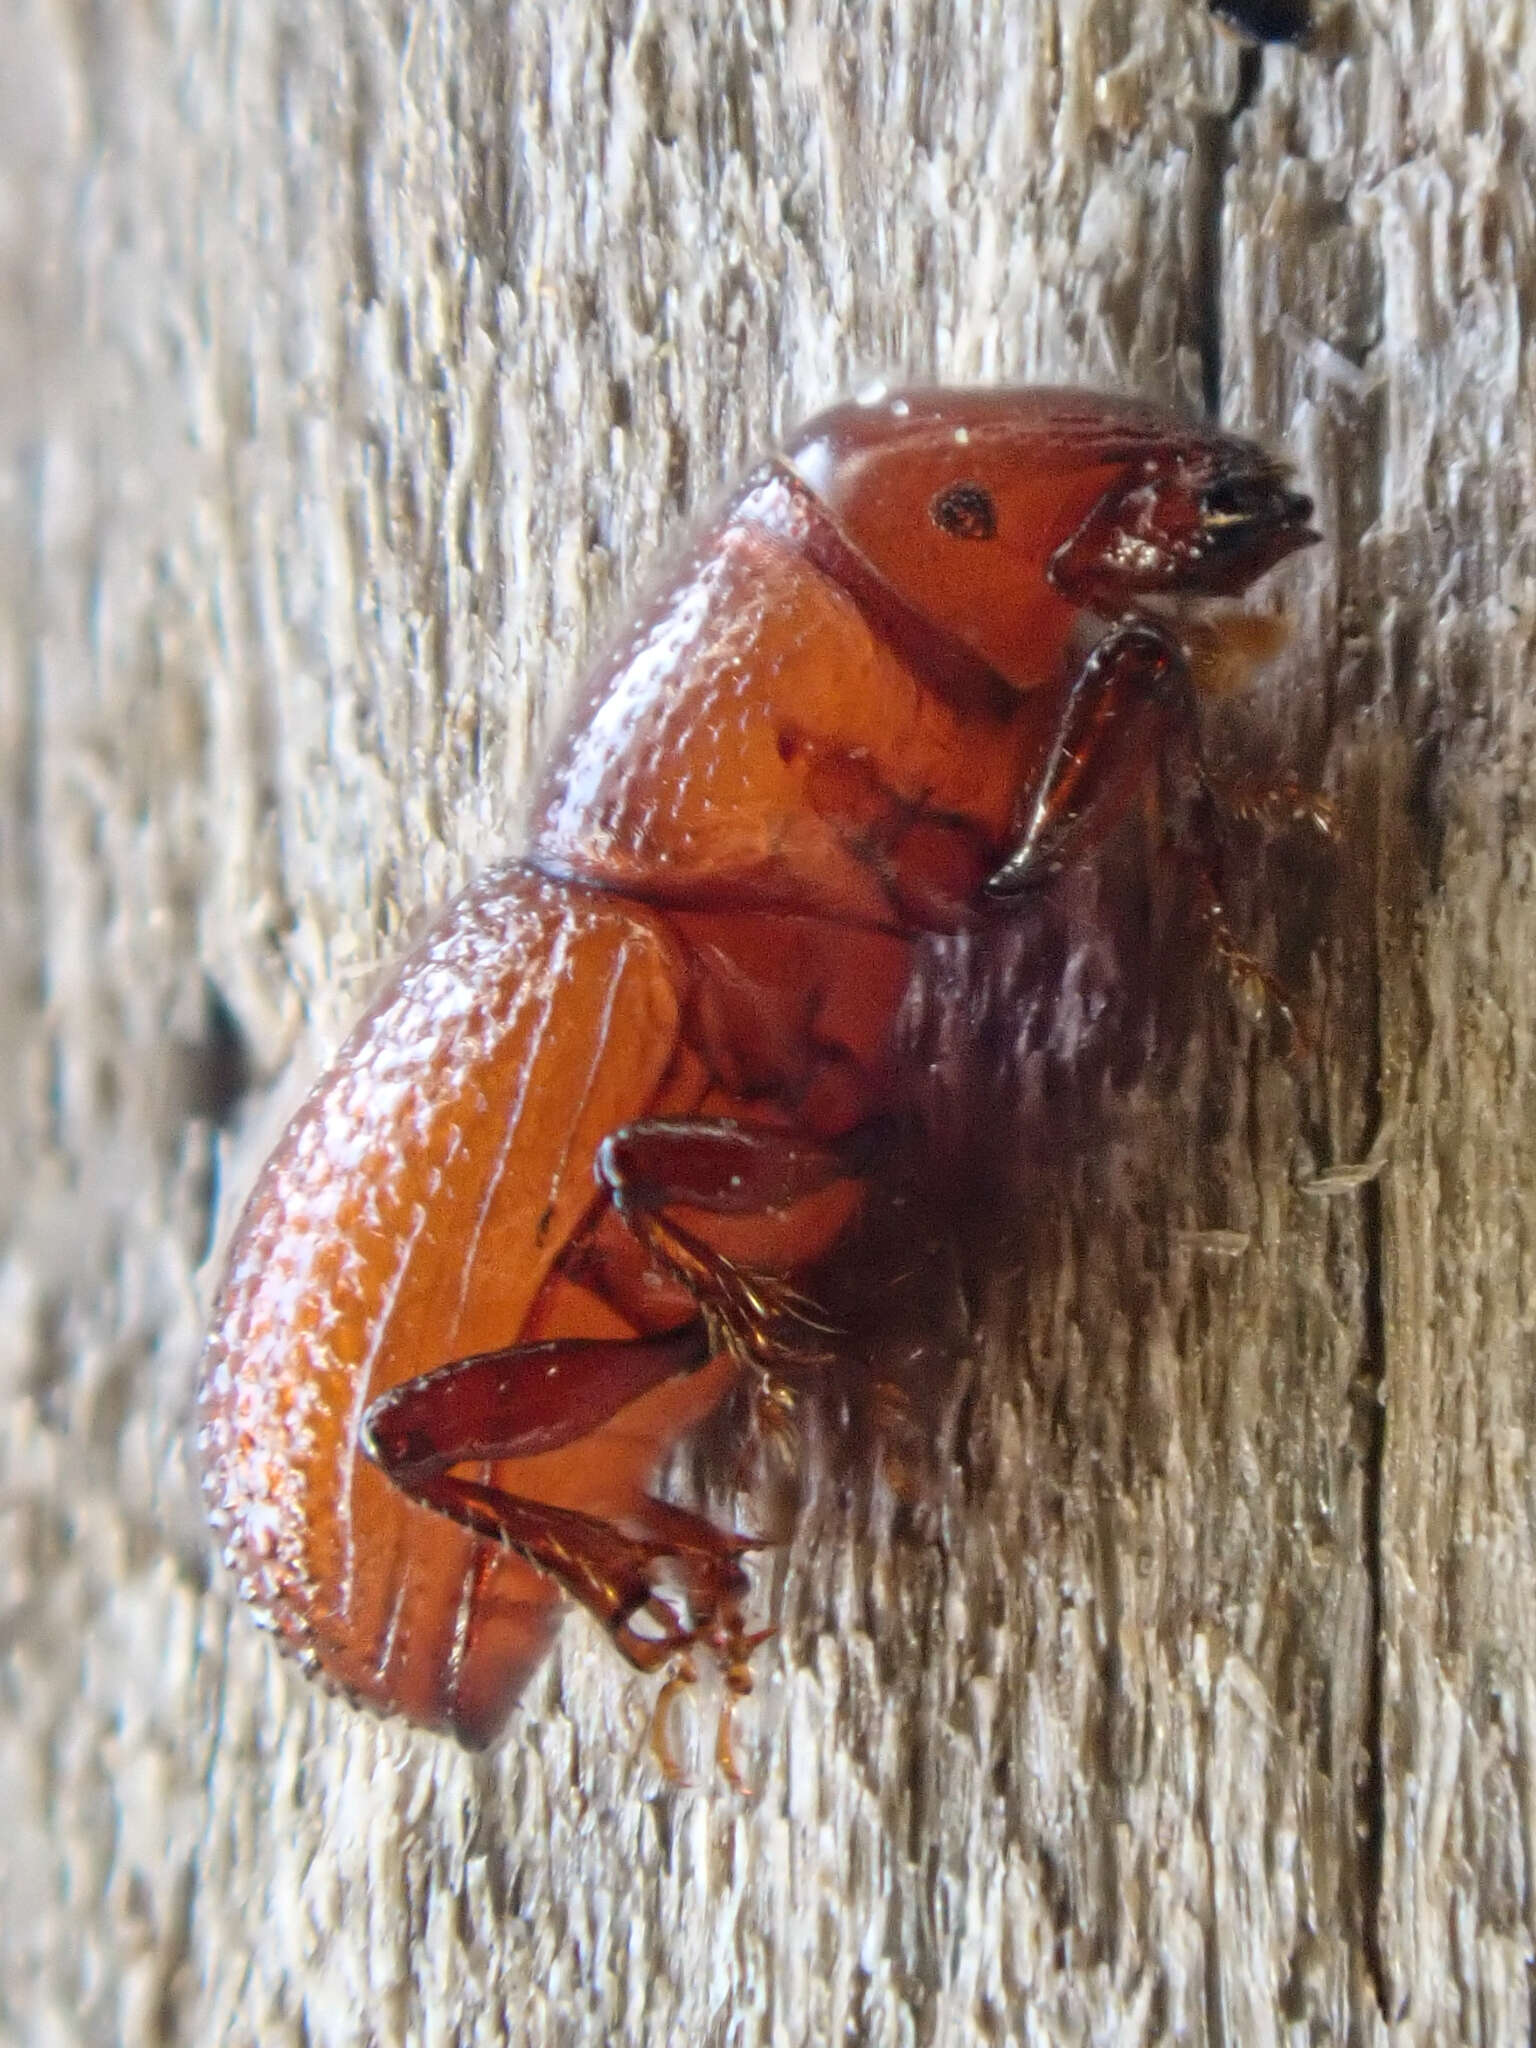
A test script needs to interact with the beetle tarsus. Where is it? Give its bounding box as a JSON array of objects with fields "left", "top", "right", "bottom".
[{"left": 1191, "top": 882, "right": 1311, "bottom": 1054}]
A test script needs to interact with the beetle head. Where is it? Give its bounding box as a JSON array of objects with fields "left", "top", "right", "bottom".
[{"left": 786, "top": 387, "right": 1316, "bottom": 690}]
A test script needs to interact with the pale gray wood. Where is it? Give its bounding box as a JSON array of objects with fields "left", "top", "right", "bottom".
[{"left": 3, "top": 0, "right": 1534, "bottom": 2042}]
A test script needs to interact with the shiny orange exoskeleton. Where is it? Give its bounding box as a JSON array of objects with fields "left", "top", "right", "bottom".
[{"left": 199, "top": 389, "right": 1317, "bottom": 1747}]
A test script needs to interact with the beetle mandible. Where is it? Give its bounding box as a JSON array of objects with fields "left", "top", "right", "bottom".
[{"left": 199, "top": 387, "right": 1319, "bottom": 1749}]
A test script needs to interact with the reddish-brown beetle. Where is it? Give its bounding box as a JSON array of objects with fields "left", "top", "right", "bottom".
[{"left": 199, "top": 388, "right": 1318, "bottom": 1750}]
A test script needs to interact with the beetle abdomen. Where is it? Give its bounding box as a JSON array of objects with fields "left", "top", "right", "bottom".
[{"left": 199, "top": 862, "right": 716, "bottom": 1741}]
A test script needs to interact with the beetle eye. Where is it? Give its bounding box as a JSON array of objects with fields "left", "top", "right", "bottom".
[{"left": 930, "top": 481, "right": 997, "bottom": 540}]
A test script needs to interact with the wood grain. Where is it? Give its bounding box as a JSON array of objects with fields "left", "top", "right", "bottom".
[{"left": 3, "top": 1, "right": 1534, "bottom": 2041}]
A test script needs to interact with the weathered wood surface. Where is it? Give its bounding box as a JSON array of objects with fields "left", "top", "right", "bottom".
[{"left": 4, "top": 1, "right": 1535, "bottom": 2041}]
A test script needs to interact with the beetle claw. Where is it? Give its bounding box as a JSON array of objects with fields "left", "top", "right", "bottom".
[
  {"left": 642, "top": 1585, "right": 774, "bottom": 1791},
  {"left": 714, "top": 1684, "right": 753, "bottom": 1795},
  {"left": 649, "top": 1657, "right": 698, "bottom": 1784}
]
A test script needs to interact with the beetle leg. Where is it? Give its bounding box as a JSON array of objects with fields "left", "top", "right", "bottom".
[
  {"left": 1183, "top": 860, "right": 1308, "bottom": 1049},
  {"left": 649, "top": 1626, "right": 772, "bottom": 1792},
  {"left": 401, "top": 1474, "right": 760, "bottom": 1678},
  {"left": 633, "top": 1493, "right": 776, "bottom": 1791},
  {"left": 598, "top": 1114, "right": 886, "bottom": 1216},
  {"left": 985, "top": 618, "right": 1314, "bottom": 1043},
  {"left": 363, "top": 1321, "right": 715, "bottom": 1473},
  {"left": 360, "top": 1321, "right": 764, "bottom": 1670},
  {"left": 596, "top": 1115, "right": 884, "bottom": 1373},
  {"left": 1155, "top": 741, "right": 1315, "bottom": 1050},
  {"left": 983, "top": 619, "right": 1192, "bottom": 896},
  {"left": 386, "top": 1474, "right": 703, "bottom": 1671},
  {"left": 631, "top": 1492, "right": 769, "bottom": 1678}
]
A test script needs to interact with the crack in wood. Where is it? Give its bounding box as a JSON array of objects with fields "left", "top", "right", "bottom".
[
  {"left": 1357, "top": 1126, "right": 1391, "bottom": 2016},
  {"left": 1191, "top": 35, "right": 1395, "bottom": 2020},
  {"left": 1190, "top": 48, "right": 1261, "bottom": 421},
  {"left": 1344, "top": 439, "right": 1394, "bottom": 2038}
]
